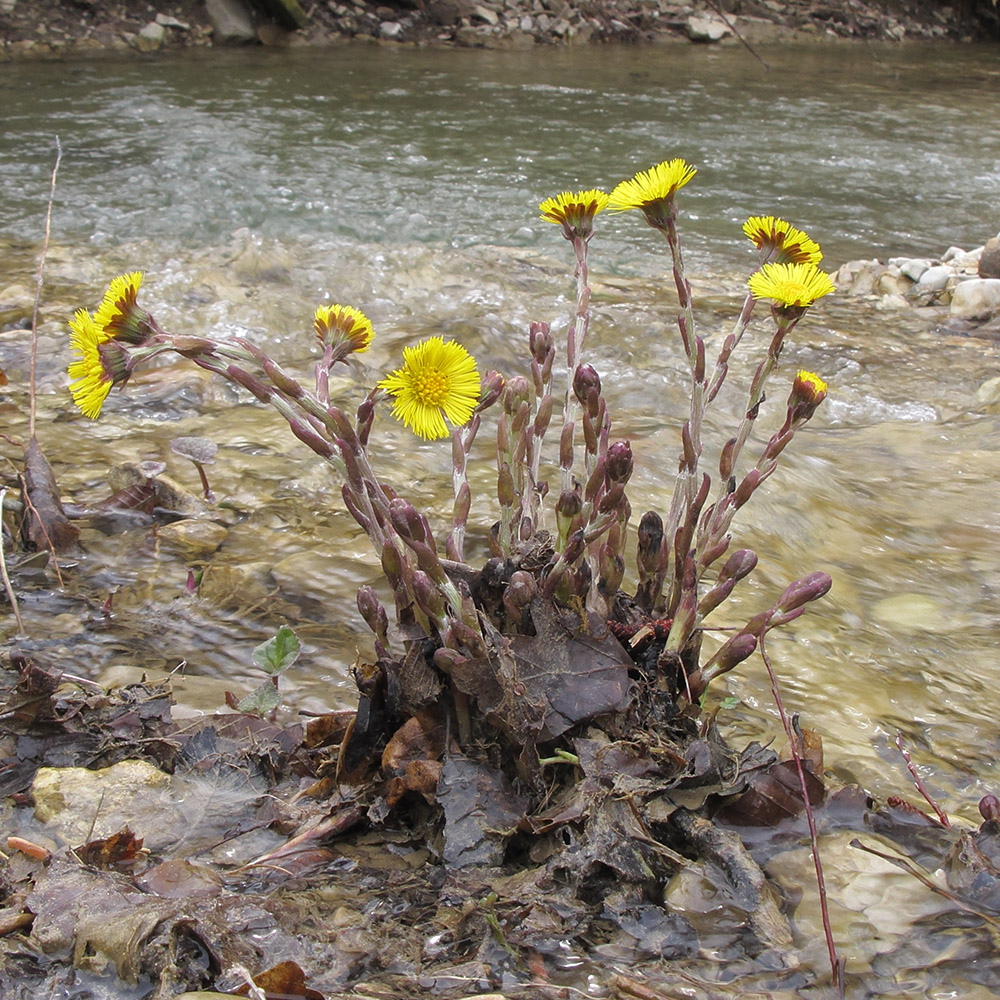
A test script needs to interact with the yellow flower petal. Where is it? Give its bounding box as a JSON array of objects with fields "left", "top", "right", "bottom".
[
  {"left": 67, "top": 308, "right": 114, "bottom": 419},
  {"left": 608, "top": 159, "right": 697, "bottom": 212},
  {"left": 379, "top": 336, "right": 481, "bottom": 441},
  {"left": 314, "top": 303, "right": 374, "bottom": 353},
  {"left": 743, "top": 216, "right": 823, "bottom": 265},
  {"left": 539, "top": 189, "right": 609, "bottom": 236},
  {"left": 747, "top": 262, "right": 835, "bottom": 308},
  {"left": 93, "top": 271, "right": 152, "bottom": 344}
]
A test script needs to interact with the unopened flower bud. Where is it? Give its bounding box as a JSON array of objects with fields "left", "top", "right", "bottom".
[
  {"left": 380, "top": 540, "right": 404, "bottom": 587},
  {"left": 979, "top": 794, "right": 1000, "bottom": 824},
  {"left": 556, "top": 488, "right": 582, "bottom": 539},
  {"left": 733, "top": 469, "right": 761, "bottom": 508},
  {"left": 497, "top": 462, "right": 516, "bottom": 507},
  {"left": 719, "top": 436, "right": 737, "bottom": 481},
  {"left": 477, "top": 370, "right": 505, "bottom": 412},
  {"left": 290, "top": 418, "right": 335, "bottom": 458},
  {"left": 719, "top": 548, "right": 758, "bottom": 584},
  {"left": 413, "top": 569, "right": 447, "bottom": 622},
  {"left": 227, "top": 365, "right": 272, "bottom": 403},
  {"left": 605, "top": 440, "right": 633, "bottom": 484},
  {"left": 788, "top": 369, "right": 828, "bottom": 421},
  {"left": 389, "top": 497, "right": 426, "bottom": 543},
  {"left": 433, "top": 646, "right": 466, "bottom": 674},
  {"left": 502, "top": 375, "right": 531, "bottom": 413},
  {"left": 776, "top": 571, "right": 832, "bottom": 615},
  {"left": 637, "top": 510, "right": 663, "bottom": 576},
  {"left": 357, "top": 585, "right": 388, "bottom": 638},
  {"left": 700, "top": 631, "right": 758, "bottom": 685},
  {"left": 533, "top": 395, "right": 553, "bottom": 438},
  {"left": 529, "top": 321, "right": 552, "bottom": 364},
  {"left": 573, "top": 364, "right": 602, "bottom": 414}
]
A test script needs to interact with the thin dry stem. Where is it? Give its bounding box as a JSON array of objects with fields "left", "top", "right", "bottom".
[
  {"left": 0, "top": 489, "right": 27, "bottom": 637},
  {"left": 30, "top": 136, "right": 62, "bottom": 441}
]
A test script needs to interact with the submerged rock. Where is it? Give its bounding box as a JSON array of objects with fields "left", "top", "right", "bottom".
[{"left": 32, "top": 760, "right": 170, "bottom": 845}]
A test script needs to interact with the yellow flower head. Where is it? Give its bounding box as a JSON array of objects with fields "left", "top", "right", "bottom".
[
  {"left": 314, "top": 303, "right": 374, "bottom": 354},
  {"left": 609, "top": 159, "right": 697, "bottom": 228},
  {"left": 539, "top": 189, "right": 609, "bottom": 240},
  {"left": 379, "top": 337, "right": 481, "bottom": 441},
  {"left": 68, "top": 308, "right": 126, "bottom": 418},
  {"left": 93, "top": 271, "right": 153, "bottom": 345},
  {"left": 747, "top": 262, "right": 835, "bottom": 310},
  {"left": 743, "top": 216, "right": 823, "bottom": 265}
]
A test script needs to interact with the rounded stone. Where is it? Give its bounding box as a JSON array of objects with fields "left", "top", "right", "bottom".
[{"left": 870, "top": 593, "right": 945, "bottom": 631}]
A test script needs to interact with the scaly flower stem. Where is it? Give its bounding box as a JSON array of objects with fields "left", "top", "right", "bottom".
[
  {"left": 706, "top": 290, "right": 757, "bottom": 404},
  {"left": 560, "top": 234, "right": 592, "bottom": 494},
  {"left": 662, "top": 214, "right": 705, "bottom": 627}
]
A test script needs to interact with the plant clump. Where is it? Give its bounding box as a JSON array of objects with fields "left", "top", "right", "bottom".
[{"left": 55, "top": 158, "right": 849, "bottom": 987}]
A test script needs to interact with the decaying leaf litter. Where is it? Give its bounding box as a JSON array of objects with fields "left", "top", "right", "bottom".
[
  {"left": 3, "top": 645, "right": 1000, "bottom": 999},
  {"left": 5, "top": 162, "right": 1000, "bottom": 1000}
]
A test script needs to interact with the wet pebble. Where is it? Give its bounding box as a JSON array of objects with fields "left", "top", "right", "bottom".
[
  {"left": 156, "top": 518, "right": 229, "bottom": 558},
  {"left": 869, "top": 593, "right": 945, "bottom": 631}
]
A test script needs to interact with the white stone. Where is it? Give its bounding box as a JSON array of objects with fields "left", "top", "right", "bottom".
[
  {"left": 135, "top": 21, "right": 166, "bottom": 50},
  {"left": 973, "top": 375, "right": 1000, "bottom": 411},
  {"left": 156, "top": 13, "right": 190, "bottom": 29},
  {"left": 915, "top": 265, "right": 951, "bottom": 292},
  {"left": 941, "top": 245, "right": 967, "bottom": 263},
  {"left": 950, "top": 278, "right": 1000, "bottom": 320},
  {"left": 686, "top": 15, "right": 730, "bottom": 41},
  {"left": 205, "top": 0, "right": 257, "bottom": 43},
  {"left": 379, "top": 19, "right": 403, "bottom": 37},
  {"left": 473, "top": 5, "right": 499, "bottom": 24},
  {"left": 519, "top": 14, "right": 533, "bottom": 29},
  {"left": 894, "top": 258, "right": 932, "bottom": 282}
]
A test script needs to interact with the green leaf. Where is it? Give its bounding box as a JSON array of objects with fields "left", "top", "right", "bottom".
[
  {"left": 719, "top": 695, "right": 741, "bottom": 710},
  {"left": 252, "top": 625, "right": 300, "bottom": 676},
  {"left": 237, "top": 679, "right": 282, "bottom": 717}
]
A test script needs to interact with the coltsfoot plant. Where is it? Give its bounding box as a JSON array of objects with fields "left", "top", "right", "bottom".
[{"left": 67, "top": 158, "right": 834, "bottom": 748}]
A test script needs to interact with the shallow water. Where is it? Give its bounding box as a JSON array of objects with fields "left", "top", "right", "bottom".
[{"left": 3, "top": 39, "right": 1000, "bottom": 994}]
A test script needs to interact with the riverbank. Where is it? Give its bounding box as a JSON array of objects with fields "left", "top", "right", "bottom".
[{"left": 1, "top": 0, "right": 995, "bottom": 60}]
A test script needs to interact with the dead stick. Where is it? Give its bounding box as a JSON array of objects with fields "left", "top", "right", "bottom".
[
  {"left": 0, "top": 489, "right": 26, "bottom": 637},
  {"left": 29, "top": 136, "right": 62, "bottom": 441}
]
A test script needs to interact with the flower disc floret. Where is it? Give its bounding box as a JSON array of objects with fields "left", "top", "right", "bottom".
[
  {"left": 539, "top": 189, "right": 609, "bottom": 239},
  {"left": 379, "top": 336, "right": 481, "bottom": 441},
  {"left": 743, "top": 216, "right": 823, "bottom": 265},
  {"left": 609, "top": 159, "right": 697, "bottom": 213},
  {"left": 314, "top": 303, "right": 374, "bottom": 353},
  {"left": 747, "top": 262, "right": 835, "bottom": 309}
]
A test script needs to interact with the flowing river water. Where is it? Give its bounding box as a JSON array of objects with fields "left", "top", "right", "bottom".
[{"left": 3, "top": 39, "right": 1000, "bottom": 995}]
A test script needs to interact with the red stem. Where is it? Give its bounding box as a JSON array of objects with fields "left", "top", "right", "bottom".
[
  {"left": 895, "top": 731, "right": 950, "bottom": 827},
  {"left": 759, "top": 621, "right": 844, "bottom": 994}
]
